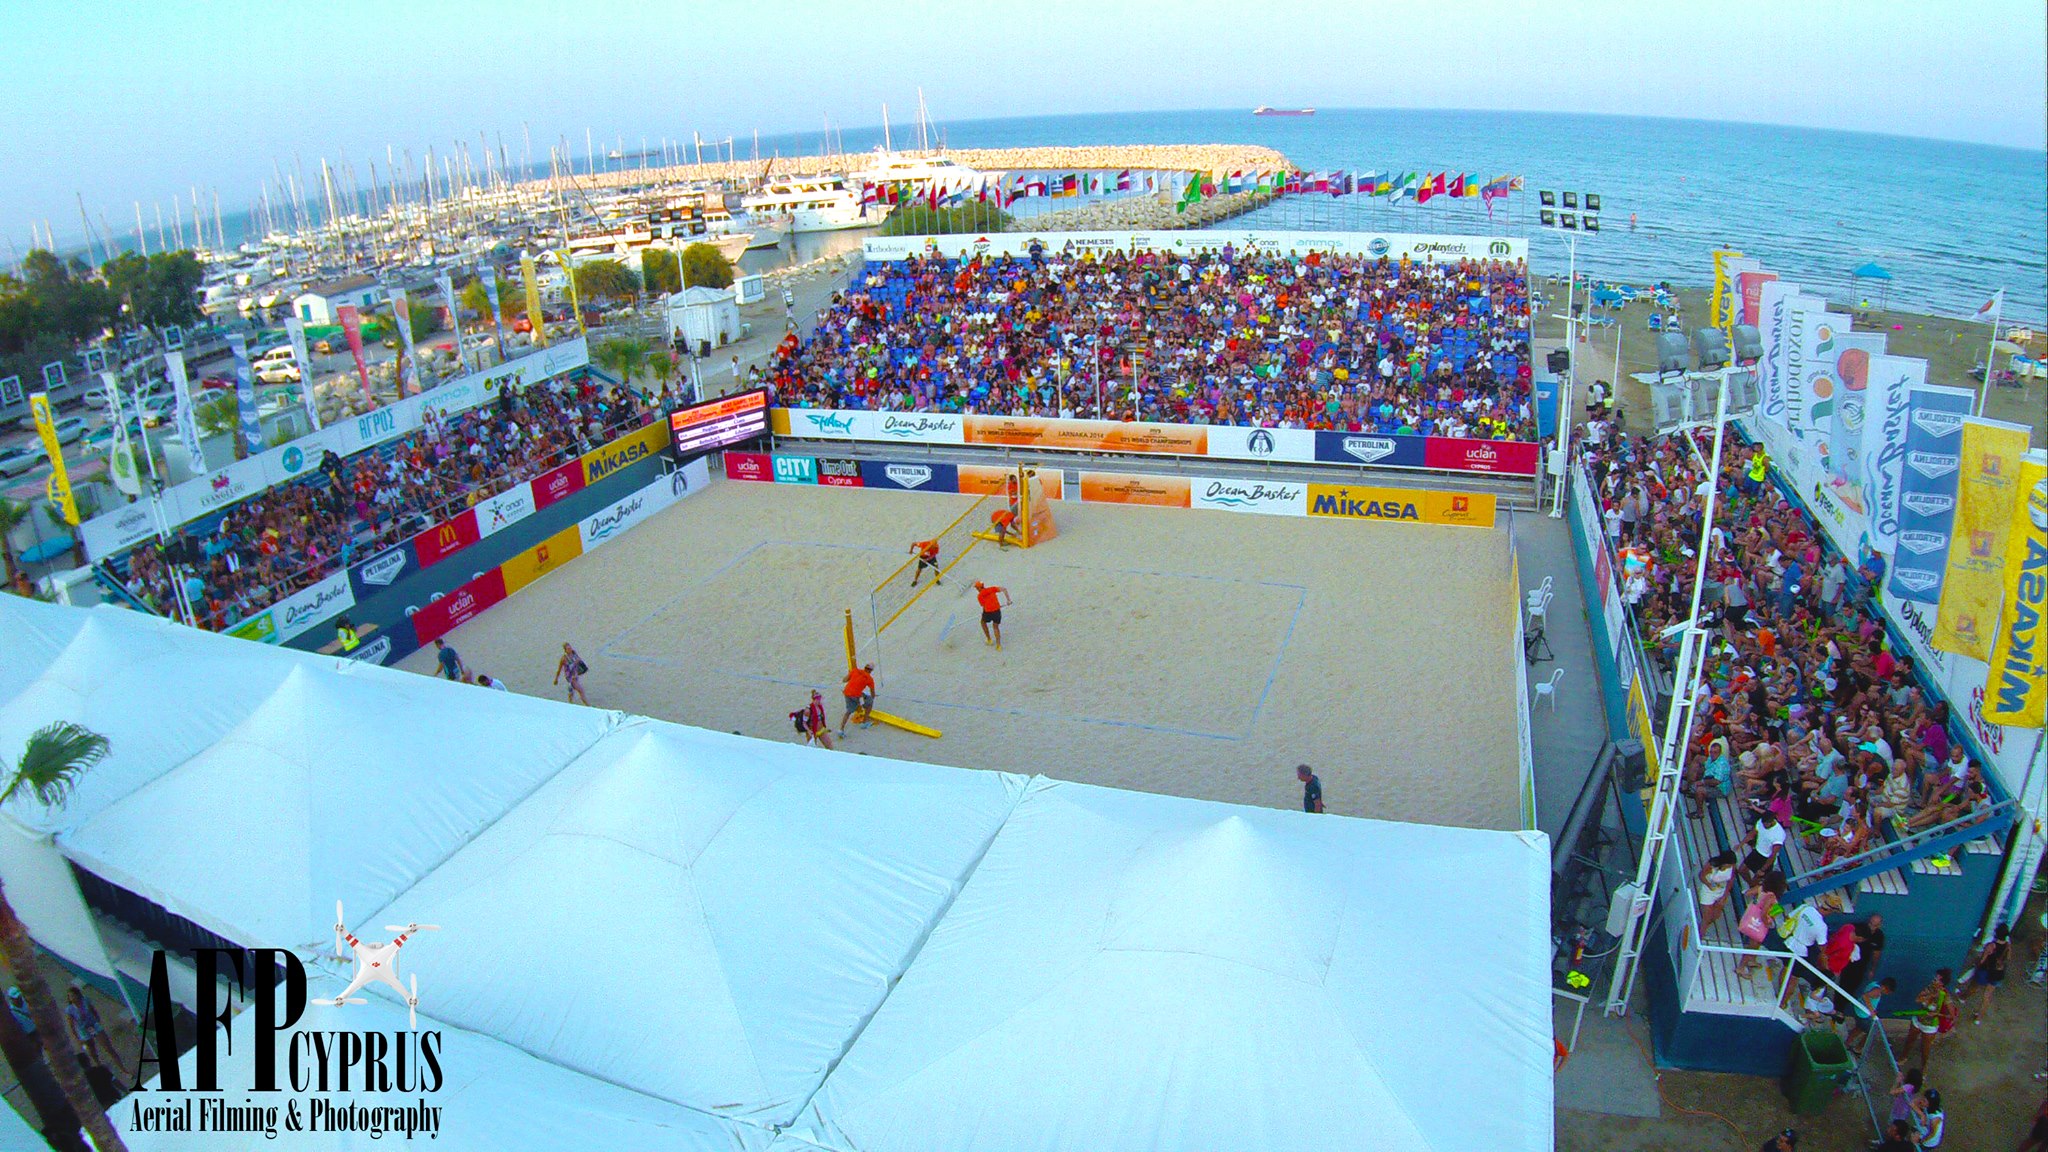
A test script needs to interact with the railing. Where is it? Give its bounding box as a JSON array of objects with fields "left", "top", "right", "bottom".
[{"left": 1781, "top": 799, "right": 2018, "bottom": 904}]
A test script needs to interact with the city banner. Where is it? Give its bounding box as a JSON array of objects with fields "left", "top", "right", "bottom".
[
  {"left": 1888, "top": 385, "right": 1976, "bottom": 603},
  {"left": 1933, "top": 418, "right": 2033, "bottom": 659},
  {"left": 1982, "top": 452, "right": 2046, "bottom": 726}
]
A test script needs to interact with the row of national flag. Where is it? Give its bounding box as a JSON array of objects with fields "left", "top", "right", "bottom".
[{"left": 856, "top": 168, "right": 1528, "bottom": 218}]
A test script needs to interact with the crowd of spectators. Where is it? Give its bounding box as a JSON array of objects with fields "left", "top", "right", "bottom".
[
  {"left": 119, "top": 375, "right": 658, "bottom": 632},
  {"left": 768, "top": 248, "right": 1536, "bottom": 438},
  {"left": 1576, "top": 426, "right": 1997, "bottom": 891}
]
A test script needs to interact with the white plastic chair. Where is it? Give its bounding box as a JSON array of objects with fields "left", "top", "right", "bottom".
[
  {"left": 1527, "top": 587, "right": 1554, "bottom": 633},
  {"left": 1533, "top": 668, "right": 1565, "bottom": 712},
  {"left": 1525, "top": 576, "right": 1554, "bottom": 611}
]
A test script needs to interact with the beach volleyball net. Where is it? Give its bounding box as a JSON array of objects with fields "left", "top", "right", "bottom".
[{"left": 869, "top": 495, "right": 988, "bottom": 638}]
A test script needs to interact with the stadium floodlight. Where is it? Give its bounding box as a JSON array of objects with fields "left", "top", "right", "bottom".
[{"left": 1731, "top": 324, "right": 1764, "bottom": 364}]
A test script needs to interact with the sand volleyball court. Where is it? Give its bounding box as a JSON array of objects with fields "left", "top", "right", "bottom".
[{"left": 400, "top": 476, "right": 1523, "bottom": 829}]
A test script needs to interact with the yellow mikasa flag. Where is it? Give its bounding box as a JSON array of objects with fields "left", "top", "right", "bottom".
[
  {"left": 558, "top": 251, "right": 586, "bottom": 334},
  {"left": 1982, "top": 452, "right": 2046, "bottom": 727},
  {"left": 1933, "top": 417, "right": 2030, "bottom": 659},
  {"left": 29, "top": 392, "right": 77, "bottom": 525},
  {"left": 521, "top": 252, "right": 548, "bottom": 347}
]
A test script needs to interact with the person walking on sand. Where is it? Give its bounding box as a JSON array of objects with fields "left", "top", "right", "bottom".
[
  {"left": 1960, "top": 923, "right": 2011, "bottom": 1024},
  {"left": 433, "top": 638, "right": 467, "bottom": 682},
  {"left": 554, "top": 642, "right": 591, "bottom": 705},
  {"left": 1297, "top": 765, "right": 1325, "bottom": 813},
  {"left": 910, "top": 537, "right": 943, "bottom": 587},
  {"left": 974, "top": 581, "right": 1012, "bottom": 648},
  {"left": 839, "top": 662, "right": 877, "bottom": 736}
]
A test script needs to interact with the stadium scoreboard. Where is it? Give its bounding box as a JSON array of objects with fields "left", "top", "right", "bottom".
[{"left": 670, "top": 388, "right": 769, "bottom": 458}]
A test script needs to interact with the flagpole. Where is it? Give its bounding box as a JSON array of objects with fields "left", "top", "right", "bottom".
[{"left": 1976, "top": 294, "right": 2002, "bottom": 416}]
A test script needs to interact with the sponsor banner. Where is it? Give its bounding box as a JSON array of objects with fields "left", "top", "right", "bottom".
[
  {"left": 1205, "top": 424, "right": 1317, "bottom": 464},
  {"left": 1422, "top": 437, "right": 1540, "bottom": 476},
  {"left": 1189, "top": 477, "right": 1308, "bottom": 516},
  {"left": 409, "top": 568, "right": 508, "bottom": 645},
  {"left": 859, "top": 459, "right": 959, "bottom": 492},
  {"left": 577, "top": 465, "right": 701, "bottom": 552},
  {"left": 336, "top": 304, "right": 373, "bottom": 400},
  {"left": 1822, "top": 331, "right": 1890, "bottom": 520},
  {"left": 164, "top": 348, "right": 205, "bottom": 470},
  {"left": 1889, "top": 385, "right": 1975, "bottom": 603},
  {"left": 1306, "top": 482, "right": 1497, "bottom": 528},
  {"left": 1736, "top": 270, "right": 1778, "bottom": 328},
  {"left": 818, "top": 457, "right": 864, "bottom": 488},
  {"left": 1746, "top": 409, "right": 1867, "bottom": 563},
  {"left": 1933, "top": 419, "right": 2032, "bottom": 659},
  {"left": 873, "top": 410, "right": 966, "bottom": 444},
  {"left": 1982, "top": 454, "right": 2046, "bottom": 726},
  {"left": 1078, "top": 472, "right": 1193, "bottom": 507},
  {"left": 343, "top": 632, "right": 398, "bottom": 666},
  {"left": 1312, "top": 430, "right": 1428, "bottom": 469},
  {"left": 79, "top": 501, "right": 157, "bottom": 561},
  {"left": 226, "top": 333, "right": 264, "bottom": 455},
  {"left": 531, "top": 458, "right": 588, "bottom": 509},
  {"left": 963, "top": 414, "right": 1208, "bottom": 456},
  {"left": 286, "top": 315, "right": 320, "bottom": 430},
  {"left": 346, "top": 539, "right": 418, "bottom": 603},
  {"left": 1861, "top": 354, "right": 1927, "bottom": 555},
  {"left": 27, "top": 394, "right": 76, "bottom": 526},
  {"left": 862, "top": 230, "right": 1527, "bottom": 264},
  {"left": 724, "top": 451, "right": 773, "bottom": 483},
  {"left": 958, "top": 464, "right": 1021, "bottom": 497},
  {"left": 580, "top": 420, "right": 671, "bottom": 487},
  {"left": 472, "top": 482, "right": 536, "bottom": 539},
  {"left": 1755, "top": 281, "right": 1809, "bottom": 425},
  {"left": 166, "top": 454, "right": 267, "bottom": 524},
  {"left": 271, "top": 570, "right": 356, "bottom": 643},
  {"left": 500, "top": 525, "right": 584, "bottom": 595},
  {"left": 225, "top": 611, "right": 276, "bottom": 644},
  {"left": 772, "top": 454, "right": 818, "bottom": 484},
  {"left": 415, "top": 509, "right": 481, "bottom": 568},
  {"left": 1783, "top": 302, "right": 1844, "bottom": 437}
]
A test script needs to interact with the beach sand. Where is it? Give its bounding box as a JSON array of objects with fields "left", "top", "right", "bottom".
[{"left": 400, "top": 476, "right": 1525, "bottom": 831}]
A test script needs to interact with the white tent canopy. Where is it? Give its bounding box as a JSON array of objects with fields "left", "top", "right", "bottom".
[
  {"left": 787, "top": 778, "right": 1553, "bottom": 1152},
  {"left": 0, "top": 599, "right": 1553, "bottom": 1150}
]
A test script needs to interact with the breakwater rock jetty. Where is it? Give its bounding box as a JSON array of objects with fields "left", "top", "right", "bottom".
[{"left": 528, "top": 145, "right": 1290, "bottom": 193}]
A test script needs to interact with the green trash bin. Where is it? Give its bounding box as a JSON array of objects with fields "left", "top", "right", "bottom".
[{"left": 1782, "top": 1029, "right": 1853, "bottom": 1115}]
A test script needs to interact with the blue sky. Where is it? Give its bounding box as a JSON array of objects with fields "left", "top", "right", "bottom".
[{"left": 1, "top": 0, "right": 2042, "bottom": 246}]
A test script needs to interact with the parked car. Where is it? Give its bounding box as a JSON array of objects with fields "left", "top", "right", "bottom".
[
  {"left": 200, "top": 374, "right": 234, "bottom": 391},
  {"left": 255, "top": 362, "right": 302, "bottom": 384},
  {"left": 0, "top": 443, "right": 46, "bottom": 477},
  {"left": 51, "top": 416, "right": 89, "bottom": 444}
]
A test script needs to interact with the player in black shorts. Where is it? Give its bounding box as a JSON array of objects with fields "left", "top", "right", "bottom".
[{"left": 974, "top": 581, "right": 1012, "bottom": 648}]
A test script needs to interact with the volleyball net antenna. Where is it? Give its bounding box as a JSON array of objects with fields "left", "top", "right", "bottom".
[{"left": 867, "top": 495, "right": 989, "bottom": 643}]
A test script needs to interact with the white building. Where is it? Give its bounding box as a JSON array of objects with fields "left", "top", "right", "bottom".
[
  {"left": 666, "top": 285, "right": 741, "bottom": 354},
  {"left": 292, "top": 276, "right": 385, "bottom": 325}
]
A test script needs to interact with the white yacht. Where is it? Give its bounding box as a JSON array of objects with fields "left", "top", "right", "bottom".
[
  {"left": 849, "top": 151, "right": 984, "bottom": 189},
  {"left": 741, "top": 176, "right": 883, "bottom": 233},
  {"left": 704, "top": 207, "right": 783, "bottom": 249}
]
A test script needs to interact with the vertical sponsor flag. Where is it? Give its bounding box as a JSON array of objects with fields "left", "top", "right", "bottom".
[
  {"left": 286, "top": 315, "right": 322, "bottom": 430},
  {"left": 479, "top": 264, "right": 507, "bottom": 363},
  {"left": 98, "top": 370, "right": 141, "bottom": 496},
  {"left": 438, "top": 271, "right": 467, "bottom": 376},
  {"left": 1981, "top": 451, "right": 2046, "bottom": 726},
  {"left": 1756, "top": 280, "right": 1801, "bottom": 424},
  {"left": 28, "top": 393, "right": 77, "bottom": 525},
  {"left": 1932, "top": 417, "right": 2031, "bottom": 658},
  {"left": 226, "top": 333, "right": 264, "bottom": 455},
  {"left": 1790, "top": 306, "right": 1851, "bottom": 437},
  {"left": 389, "top": 287, "right": 422, "bottom": 393},
  {"left": 1823, "top": 331, "right": 1888, "bottom": 514},
  {"left": 1860, "top": 353, "right": 1928, "bottom": 554},
  {"left": 1888, "top": 384, "right": 1975, "bottom": 603},
  {"left": 1736, "top": 270, "right": 1779, "bottom": 327},
  {"left": 335, "top": 304, "right": 374, "bottom": 402},
  {"left": 554, "top": 254, "right": 585, "bottom": 335},
  {"left": 521, "top": 252, "right": 548, "bottom": 347},
  {"left": 163, "top": 346, "right": 206, "bottom": 470}
]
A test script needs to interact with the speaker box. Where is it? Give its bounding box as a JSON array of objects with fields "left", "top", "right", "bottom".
[
  {"left": 1614, "top": 739, "right": 1648, "bottom": 792},
  {"left": 1547, "top": 348, "right": 1571, "bottom": 375}
]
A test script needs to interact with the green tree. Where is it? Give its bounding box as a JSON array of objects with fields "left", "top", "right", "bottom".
[
  {"left": 880, "top": 202, "right": 1013, "bottom": 236},
  {"left": 459, "top": 276, "right": 522, "bottom": 323},
  {"left": 592, "top": 336, "right": 652, "bottom": 386},
  {"left": 0, "top": 722, "right": 126, "bottom": 1152},
  {"left": 572, "top": 259, "right": 640, "bottom": 303},
  {"left": 195, "top": 392, "right": 239, "bottom": 439},
  {"left": 0, "top": 499, "right": 29, "bottom": 593},
  {"left": 640, "top": 248, "right": 681, "bottom": 295},
  {"left": 679, "top": 243, "right": 734, "bottom": 290},
  {"left": 100, "top": 250, "right": 201, "bottom": 332}
]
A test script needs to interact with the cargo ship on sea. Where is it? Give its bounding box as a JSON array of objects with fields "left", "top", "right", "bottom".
[{"left": 1253, "top": 106, "right": 1314, "bottom": 116}]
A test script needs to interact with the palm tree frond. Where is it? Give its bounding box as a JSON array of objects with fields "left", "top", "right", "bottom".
[{"left": 4, "top": 722, "right": 111, "bottom": 809}]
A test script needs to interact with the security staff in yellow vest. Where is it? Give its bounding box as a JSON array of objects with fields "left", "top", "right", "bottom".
[
  {"left": 1743, "top": 448, "right": 1768, "bottom": 496},
  {"left": 335, "top": 617, "right": 360, "bottom": 653}
]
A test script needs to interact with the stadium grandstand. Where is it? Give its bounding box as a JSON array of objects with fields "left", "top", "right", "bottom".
[
  {"left": 107, "top": 374, "right": 658, "bottom": 632},
  {"left": 769, "top": 247, "right": 1535, "bottom": 437}
]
